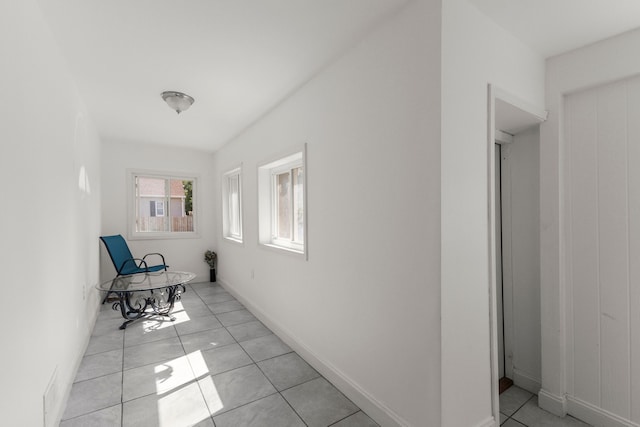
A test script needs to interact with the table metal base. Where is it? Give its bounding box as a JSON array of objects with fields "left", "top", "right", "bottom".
[{"left": 110, "top": 284, "right": 186, "bottom": 330}]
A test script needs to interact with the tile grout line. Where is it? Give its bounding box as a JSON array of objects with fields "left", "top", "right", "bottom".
[
  {"left": 208, "top": 287, "right": 306, "bottom": 425},
  {"left": 506, "top": 393, "right": 535, "bottom": 427},
  {"left": 327, "top": 411, "right": 368, "bottom": 427},
  {"left": 59, "top": 404, "right": 123, "bottom": 425},
  {"left": 196, "top": 282, "right": 311, "bottom": 425},
  {"left": 205, "top": 281, "right": 365, "bottom": 426},
  {"left": 120, "top": 318, "right": 125, "bottom": 427},
  {"left": 181, "top": 282, "right": 282, "bottom": 422},
  {"left": 238, "top": 334, "right": 309, "bottom": 426},
  {"left": 178, "top": 283, "right": 217, "bottom": 425},
  {"left": 84, "top": 282, "right": 366, "bottom": 426}
]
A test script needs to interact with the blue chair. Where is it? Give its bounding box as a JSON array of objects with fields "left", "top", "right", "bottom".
[{"left": 100, "top": 234, "right": 169, "bottom": 302}]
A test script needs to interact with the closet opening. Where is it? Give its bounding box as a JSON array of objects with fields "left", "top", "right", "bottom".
[{"left": 488, "top": 86, "right": 547, "bottom": 419}]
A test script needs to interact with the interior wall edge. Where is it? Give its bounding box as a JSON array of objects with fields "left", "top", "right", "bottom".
[
  {"left": 538, "top": 388, "right": 568, "bottom": 417},
  {"left": 512, "top": 368, "right": 542, "bottom": 395}
]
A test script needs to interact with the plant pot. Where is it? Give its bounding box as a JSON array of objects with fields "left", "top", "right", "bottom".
[{"left": 210, "top": 268, "right": 216, "bottom": 282}]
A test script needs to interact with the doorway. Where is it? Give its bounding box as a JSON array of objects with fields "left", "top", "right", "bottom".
[
  {"left": 494, "top": 140, "right": 511, "bottom": 393},
  {"left": 495, "top": 127, "right": 542, "bottom": 395},
  {"left": 488, "top": 86, "right": 547, "bottom": 420}
]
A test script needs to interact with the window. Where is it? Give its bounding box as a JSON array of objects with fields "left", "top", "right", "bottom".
[
  {"left": 273, "top": 166, "right": 304, "bottom": 245},
  {"left": 150, "top": 201, "right": 165, "bottom": 217},
  {"left": 258, "top": 146, "right": 307, "bottom": 257},
  {"left": 222, "top": 166, "right": 243, "bottom": 242},
  {"left": 129, "top": 171, "right": 197, "bottom": 238}
]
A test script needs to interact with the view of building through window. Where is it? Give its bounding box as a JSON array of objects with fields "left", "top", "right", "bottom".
[
  {"left": 275, "top": 166, "right": 304, "bottom": 244},
  {"left": 227, "top": 172, "right": 242, "bottom": 239},
  {"left": 135, "top": 175, "right": 195, "bottom": 233}
]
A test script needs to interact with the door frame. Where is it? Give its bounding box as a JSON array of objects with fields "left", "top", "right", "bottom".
[{"left": 487, "top": 84, "right": 547, "bottom": 422}]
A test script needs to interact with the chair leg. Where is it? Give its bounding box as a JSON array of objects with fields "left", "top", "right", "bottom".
[
  {"left": 101, "top": 278, "right": 118, "bottom": 304},
  {"left": 101, "top": 291, "right": 111, "bottom": 304}
]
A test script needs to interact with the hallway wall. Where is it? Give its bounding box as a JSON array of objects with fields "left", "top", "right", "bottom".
[
  {"left": 542, "top": 26, "right": 640, "bottom": 426},
  {"left": 440, "top": 0, "right": 545, "bottom": 425},
  {"left": 214, "top": 1, "right": 442, "bottom": 425},
  {"left": 0, "top": 1, "right": 103, "bottom": 425},
  {"left": 99, "top": 141, "right": 216, "bottom": 284},
  {"left": 557, "top": 75, "right": 640, "bottom": 426},
  {"left": 501, "top": 127, "right": 541, "bottom": 393}
]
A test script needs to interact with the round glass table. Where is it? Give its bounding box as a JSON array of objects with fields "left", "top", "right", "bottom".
[{"left": 97, "top": 271, "right": 196, "bottom": 329}]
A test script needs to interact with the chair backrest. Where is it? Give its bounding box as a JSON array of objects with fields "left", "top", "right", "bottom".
[{"left": 100, "top": 235, "right": 135, "bottom": 273}]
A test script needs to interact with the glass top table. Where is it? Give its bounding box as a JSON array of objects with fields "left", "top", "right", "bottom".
[{"left": 98, "top": 271, "right": 196, "bottom": 329}]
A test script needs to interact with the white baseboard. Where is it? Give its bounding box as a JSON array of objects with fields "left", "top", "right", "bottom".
[
  {"left": 56, "top": 293, "right": 102, "bottom": 426},
  {"left": 567, "top": 396, "right": 640, "bottom": 427},
  {"left": 512, "top": 368, "right": 541, "bottom": 395},
  {"left": 474, "top": 416, "right": 498, "bottom": 427},
  {"left": 538, "top": 388, "right": 567, "bottom": 417},
  {"left": 218, "top": 279, "right": 412, "bottom": 427}
]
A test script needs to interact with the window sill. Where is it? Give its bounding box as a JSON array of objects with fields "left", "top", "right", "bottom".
[
  {"left": 223, "top": 236, "right": 244, "bottom": 246},
  {"left": 129, "top": 232, "right": 200, "bottom": 240},
  {"left": 259, "top": 242, "right": 307, "bottom": 259}
]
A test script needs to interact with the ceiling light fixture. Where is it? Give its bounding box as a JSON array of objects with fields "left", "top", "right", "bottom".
[{"left": 161, "top": 91, "right": 195, "bottom": 114}]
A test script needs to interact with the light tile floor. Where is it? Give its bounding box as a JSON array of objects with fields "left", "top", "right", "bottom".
[
  {"left": 61, "top": 282, "right": 377, "bottom": 427},
  {"left": 499, "top": 386, "right": 592, "bottom": 427},
  {"left": 61, "top": 281, "right": 595, "bottom": 427}
]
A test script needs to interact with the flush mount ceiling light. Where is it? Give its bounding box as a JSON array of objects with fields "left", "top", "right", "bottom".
[{"left": 161, "top": 91, "right": 195, "bottom": 114}]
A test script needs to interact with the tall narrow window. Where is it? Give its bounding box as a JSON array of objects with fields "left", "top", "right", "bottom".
[
  {"left": 258, "top": 146, "right": 307, "bottom": 257},
  {"left": 273, "top": 166, "right": 304, "bottom": 246},
  {"left": 275, "top": 170, "right": 291, "bottom": 240},
  {"left": 222, "top": 166, "right": 243, "bottom": 243},
  {"left": 129, "top": 171, "right": 197, "bottom": 238}
]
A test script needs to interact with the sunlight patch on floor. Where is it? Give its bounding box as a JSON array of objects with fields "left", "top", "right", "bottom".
[
  {"left": 168, "top": 305, "right": 191, "bottom": 325},
  {"left": 155, "top": 382, "right": 210, "bottom": 427},
  {"left": 140, "top": 317, "right": 174, "bottom": 332},
  {"left": 198, "top": 374, "right": 224, "bottom": 415},
  {"left": 152, "top": 356, "right": 194, "bottom": 395},
  {"left": 151, "top": 354, "right": 213, "bottom": 426},
  {"left": 186, "top": 350, "right": 209, "bottom": 379}
]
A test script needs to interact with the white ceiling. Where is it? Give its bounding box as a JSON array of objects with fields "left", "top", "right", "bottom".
[
  {"left": 37, "top": 0, "right": 407, "bottom": 152},
  {"left": 468, "top": 0, "right": 640, "bottom": 58},
  {"left": 37, "top": 1, "right": 640, "bottom": 152}
]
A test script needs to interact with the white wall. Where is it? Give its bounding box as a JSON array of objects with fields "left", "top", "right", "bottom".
[
  {"left": 100, "top": 141, "right": 216, "bottom": 283},
  {"left": 440, "top": 1, "right": 545, "bottom": 426},
  {"left": 214, "top": 1, "right": 441, "bottom": 425},
  {"left": 501, "top": 127, "right": 541, "bottom": 393},
  {"left": 541, "top": 28, "right": 640, "bottom": 424},
  {"left": 0, "top": 1, "right": 102, "bottom": 426},
  {"left": 542, "top": 60, "right": 640, "bottom": 426},
  {"left": 565, "top": 78, "right": 640, "bottom": 425}
]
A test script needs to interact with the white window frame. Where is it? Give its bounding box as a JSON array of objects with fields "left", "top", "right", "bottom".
[
  {"left": 257, "top": 144, "right": 307, "bottom": 258},
  {"left": 127, "top": 169, "right": 199, "bottom": 240},
  {"left": 222, "top": 165, "right": 243, "bottom": 244}
]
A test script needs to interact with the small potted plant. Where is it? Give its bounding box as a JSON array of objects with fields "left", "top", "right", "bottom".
[{"left": 204, "top": 250, "right": 217, "bottom": 282}]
